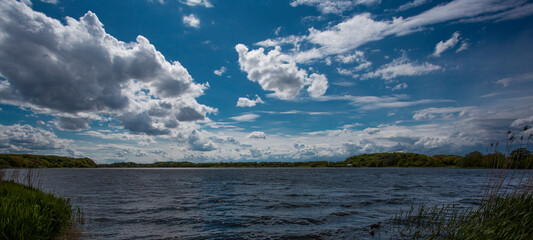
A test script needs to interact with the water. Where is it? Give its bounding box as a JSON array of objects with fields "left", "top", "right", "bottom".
[{"left": 24, "top": 168, "right": 493, "bottom": 239}]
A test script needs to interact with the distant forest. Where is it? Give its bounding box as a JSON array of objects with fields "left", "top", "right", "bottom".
[
  {"left": 100, "top": 149, "right": 533, "bottom": 169},
  {"left": 0, "top": 154, "right": 96, "bottom": 168},
  {"left": 1, "top": 150, "right": 532, "bottom": 169}
]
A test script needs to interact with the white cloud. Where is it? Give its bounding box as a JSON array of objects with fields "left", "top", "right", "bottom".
[
  {"left": 255, "top": 35, "right": 306, "bottom": 48},
  {"left": 274, "top": 26, "right": 282, "bottom": 35},
  {"left": 256, "top": 0, "right": 533, "bottom": 63},
  {"left": 247, "top": 131, "right": 266, "bottom": 139},
  {"left": 456, "top": 41, "right": 469, "bottom": 52},
  {"left": 40, "top": 0, "right": 58, "bottom": 4},
  {"left": 187, "top": 130, "right": 216, "bottom": 151},
  {"left": 289, "top": 0, "right": 380, "bottom": 14},
  {"left": 331, "top": 81, "right": 355, "bottom": 87},
  {"left": 308, "top": 13, "right": 390, "bottom": 56},
  {"left": 230, "top": 113, "right": 260, "bottom": 122},
  {"left": 306, "top": 73, "right": 328, "bottom": 98},
  {"left": 390, "top": 83, "right": 408, "bottom": 91},
  {"left": 235, "top": 44, "right": 328, "bottom": 99},
  {"left": 397, "top": 0, "right": 428, "bottom": 12},
  {"left": 413, "top": 107, "right": 475, "bottom": 120},
  {"left": 511, "top": 115, "right": 533, "bottom": 128},
  {"left": 494, "top": 72, "right": 533, "bottom": 88},
  {"left": 237, "top": 95, "right": 264, "bottom": 107},
  {"left": 363, "top": 56, "right": 441, "bottom": 80},
  {"left": 496, "top": 77, "right": 512, "bottom": 87},
  {"left": 316, "top": 94, "right": 452, "bottom": 110},
  {"left": 335, "top": 51, "right": 365, "bottom": 64},
  {"left": 180, "top": 0, "right": 213, "bottom": 7},
  {"left": 433, "top": 32, "right": 460, "bottom": 57},
  {"left": 0, "top": 124, "right": 68, "bottom": 152},
  {"left": 183, "top": 14, "right": 200, "bottom": 28},
  {"left": 0, "top": 0, "right": 214, "bottom": 136},
  {"left": 214, "top": 66, "right": 226, "bottom": 76},
  {"left": 460, "top": 3, "right": 533, "bottom": 23},
  {"left": 55, "top": 117, "right": 91, "bottom": 131}
]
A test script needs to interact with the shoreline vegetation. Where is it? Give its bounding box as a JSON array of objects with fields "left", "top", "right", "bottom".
[
  {"left": 390, "top": 129, "right": 533, "bottom": 239},
  {"left": 1, "top": 150, "right": 532, "bottom": 169},
  {"left": 0, "top": 169, "right": 82, "bottom": 240}
]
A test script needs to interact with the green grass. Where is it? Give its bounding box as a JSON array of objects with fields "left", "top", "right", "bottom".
[
  {"left": 393, "top": 192, "right": 533, "bottom": 239},
  {"left": 0, "top": 180, "right": 73, "bottom": 240},
  {"left": 392, "top": 128, "right": 533, "bottom": 239}
]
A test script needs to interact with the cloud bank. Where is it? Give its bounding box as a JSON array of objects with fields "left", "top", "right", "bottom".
[{"left": 0, "top": 0, "right": 214, "bottom": 137}]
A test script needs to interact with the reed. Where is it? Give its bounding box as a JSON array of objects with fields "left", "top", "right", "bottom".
[
  {"left": 0, "top": 169, "right": 83, "bottom": 240},
  {"left": 393, "top": 127, "right": 533, "bottom": 239}
]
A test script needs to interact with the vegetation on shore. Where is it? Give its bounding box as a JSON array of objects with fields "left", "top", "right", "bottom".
[
  {"left": 1, "top": 145, "right": 531, "bottom": 170},
  {"left": 0, "top": 154, "right": 96, "bottom": 169},
  {"left": 0, "top": 179, "right": 77, "bottom": 240},
  {"left": 98, "top": 150, "right": 533, "bottom": 169},
  {"left": 392, "top": 128, "right": 533, "bottom": 239}
]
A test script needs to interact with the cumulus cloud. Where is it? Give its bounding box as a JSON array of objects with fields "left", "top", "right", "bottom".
[
  {"left": 180, "top": 0, "right": 213, "bottom": 7},
  {"left": 433, "top": 32, "right": 460, "bottom": 57},
  {"left": 289, "top": 0, "right": 380, "bottom": 14},
  {"left": 187, "top": 130, "right": 216, "bottom": 151},
  {"left": 363, "top": 56, "right": 441, "bottom": 80},
  {"left": 306, "top": 73, "right": 328, "bottom": 97},
  {"left": 176, "top": 106, "right": 205, "bottom": 122},
  {"left": 0, "top": 124, "right": 68, "bottom": 152},
  {"left": 230, "top": 113, "right": 260, "bottom": 122},
  {"left": 183, "top": 14, "right": 200, "bottom": 28},
  {"left": 237, "top": 95, "right": 264, "bottom": 107},
  {"left": 55, "top": 117, "right": 91, "bottom": 131},
  {"left": 214, "top": 66, "right": 226, "bottom": 76},
  {"left": 247, "top": 131, "right": 266, "bottom": 139},
  {"left": 0, "top": 0, "right": 214, "bottom": 136},
  {"left": 235, "top": 44, "right": 328, "bottom": 99}
]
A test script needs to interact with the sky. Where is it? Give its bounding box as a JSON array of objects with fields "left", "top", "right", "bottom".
[{"left": 0, "top": 0, "right": 533, "bottom": 163}]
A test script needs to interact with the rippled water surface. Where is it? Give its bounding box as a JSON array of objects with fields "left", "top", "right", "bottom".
[{"left": 32, "top": 168, "right": 490, "bottom": 239}]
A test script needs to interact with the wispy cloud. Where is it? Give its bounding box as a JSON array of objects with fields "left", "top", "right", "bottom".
[
  {"left": 180, "top": 0, "right": 213, "bottom": 8},
  {"left": 363, "top": 56, "right": 441, "bottom": 80},
  {"left": 230, "top": 113, "right": 260, "bottom": 122},
  {"left": 289, "top": 0, "right": 380, "bottom": 14},
  {"left": 413, "top": 107, "right": 475, "bottom": 120},
  {"left": 433, "top": 32, "right": 461, "bottom": 57}
]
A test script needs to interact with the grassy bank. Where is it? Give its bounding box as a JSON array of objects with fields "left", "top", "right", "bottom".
[
  {"left": 392, "top": 128, "right": 533, "bottom": 239},
  {"left": 0, "top": 179, "right": 79, "bottom": 240}
]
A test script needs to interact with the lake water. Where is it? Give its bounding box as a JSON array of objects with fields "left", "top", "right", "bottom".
[{"left": 21, "top": 168, "right": 496, "bottom": 239}]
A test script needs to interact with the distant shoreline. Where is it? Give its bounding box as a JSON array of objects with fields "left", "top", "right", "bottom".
[{"left": 2, "top": 151, "right": 532, "bottom": 169}]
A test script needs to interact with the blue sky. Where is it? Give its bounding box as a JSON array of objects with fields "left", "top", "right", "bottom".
[{"left": 1, "top": 0, "right": 533, "bottom": 163}]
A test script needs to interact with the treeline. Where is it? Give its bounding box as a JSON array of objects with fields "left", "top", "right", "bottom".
[
  {"left": 2, "top": 150, "right": 532, "bottom": 169},
  {"left": 0, "top": 154, "right": 97, "bottom": 168},
  {"left": 98, "top": 160, "right": 345, "bottom": 168},
  {"left": 99, "top": 149, "right": 533, "bottom": 169},
  {"left": 344, "top": 149, "right": 533, "bottom": 169}
]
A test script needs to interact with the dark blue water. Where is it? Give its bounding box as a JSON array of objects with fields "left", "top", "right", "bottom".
[{"left": 29, "top": 168, "right": 492, "bottom": 239}]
